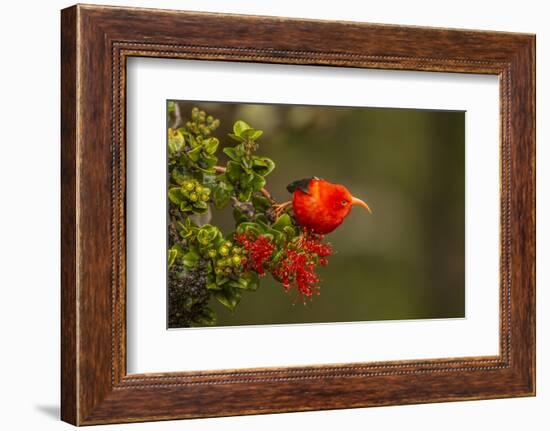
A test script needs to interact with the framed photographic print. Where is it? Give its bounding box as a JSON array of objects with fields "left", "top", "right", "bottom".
[{"left": 61, "top": 4, "right": 535, "bottom": 425}]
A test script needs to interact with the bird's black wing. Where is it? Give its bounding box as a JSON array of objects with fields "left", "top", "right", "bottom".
[{"left": 286, "top": 178, "right": 313, "bottom": 195}]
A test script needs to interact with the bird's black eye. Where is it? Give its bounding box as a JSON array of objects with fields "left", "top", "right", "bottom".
[{"left": 341, "top": 200, "right": 348, "bottom": 206}]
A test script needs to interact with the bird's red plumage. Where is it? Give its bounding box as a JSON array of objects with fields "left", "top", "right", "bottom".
[{"left": 292, "top": 179, "right": 354, "bottom": 234}]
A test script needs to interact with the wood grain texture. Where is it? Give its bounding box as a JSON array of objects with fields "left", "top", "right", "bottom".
[
  {"left": 60, "top": 4, "right": 535, "bottom": 425},
  {"left": 60, "top": 5, "right": 78, "bottom": 425}
]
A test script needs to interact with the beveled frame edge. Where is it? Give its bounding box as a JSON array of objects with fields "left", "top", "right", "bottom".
[{"left": 61, "top": 4, "right": 535, "bottom": 426}]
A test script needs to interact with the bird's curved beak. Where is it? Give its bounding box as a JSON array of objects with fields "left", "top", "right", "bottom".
[{"left": 351, "top": 196, "right": 372, "bottom": 214}]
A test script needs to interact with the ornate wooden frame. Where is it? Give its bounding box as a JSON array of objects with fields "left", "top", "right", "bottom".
[{"left": 61, "top": 4, "right": 535, "bottom": 425}]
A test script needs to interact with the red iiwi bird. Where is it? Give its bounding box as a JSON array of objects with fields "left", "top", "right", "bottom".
[{"left": 276, "top": 177, "right": 372, "bottom": 235}]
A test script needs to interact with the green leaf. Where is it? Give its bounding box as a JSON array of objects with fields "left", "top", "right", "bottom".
[
  {"left": 272, "top": 213, "right": 293, "bottom": 232},
  {"left": 177, "top": 221, "right": 194, "bottom": 239},
  {"left": 215, "top": 274, "right": 230, "bottom": 286},
  {"left": 168, "top": 187, "right": 185, "bottom": 205},
  {"left": 255, "top": 214, "right": 270, "bottom": 226},
  {"left": 233, "top": 120, "right": 251, "bottom": 137},
  {"left": 228, "top": 279, "right": 247, "bottom": 290},
  {"left": 238, "top": 189, "right": 252, "bottom": 202},
  {"left": 167, "top": 101, "right": 175, "bottom": 115},
  {"left": 241, "top": 128, "right": 263, "bottom": 141},
  {"left": 167, "top": 140, "right": 178, "bottom": 156},
  {"left": 192, "top": 201, "right": 209, "bottom": 214},
  {"left": 195, "top": 307, "right": 217, "bottom": 326},
  {"left": 242, "top": 271, "right": 260, "bottom": 291},
  {"left": 283, "top": 225, "right": 297, "bottom": 239},
  {"left": 168, "top": 248, "right": 178, "bottom": 269},
  {"left": 226, "top": 161, "right": 242, "bottom": 183},
  {"left": 213, "top": 181, "right": 233, "bottom": 210},
  {"left": 251, "top": 130, "right": 263, "bottom": 140},
  {"left": 171, "top": 169, "right": 187, "bottom": 185},
  {"left": 194, "top": 200, "right": 208, "bottom": 209},
  {"left": 236, "top": 222, "right": 262, "bottom": 236},
  {"left": 251, "top": 194, "right": 271, "bottom": 211},
  {"left": 199, "top": 154, "right": 217, "bottom": 169},
  {"left": 242, "top": 159, "right": 252, "bottom": 170},
  {"left": 202, "top": 137, "right": 219, "bottom": 155},
  {"left": 214, "top": 286, "right": 241, "bottom": 311},
  {"left": 203, "top": 173, "right": 217, "bottom": 186},
  {"left": 269, "top": 229, "right": 285, "bottom": 246},
  {"left": 197, "top": 225, "right": 220, "bottom": 245},
  {"left": 229, "top": 271, "right": 260, "bottom": 291},
  {"left": 239, "top": 171, "right": 254, "bottom": 187},
  {"left": 223, "top": 146, "right": 240, "bottom": 161},
  {"left": 271, "top": 249, "right": 283, "bottom": 264},
  {"left": 182, "top": 250, "right": 200, "bottom": 268},
  {"left": 252, "top": 157, "right": 275, "bottom": 176},
  {"left": 196, "top": 166, "right": 216, "bottom": 175},
  {"left": 228, "top": 133, "right": 245, "bottom": 142},
  {"left": 168, "top": 128, "right": 185, "bottom": 154},
  {"left": 187, "top": 134, "right": 200, "bottom": 148},
  {"left": 178, "top": 218, "right": 194, "bottom": 231},
  {"left": 248, "top": 173, "right": 266, "bottom": 192},
  {"left": 187, "top": 146, "right": 202, "bottom": 162},
  {"left": 180, "top": 202, "right": 193, "bottom": 212},
  {"left": 204, "top": 154, "right": 218, "bottom": 168},
  {"left": 206, "top": 282, "right": 221, "bottom": 291},
  {"left": 172, "top": 243, "right": 186, "bottom": 255}
]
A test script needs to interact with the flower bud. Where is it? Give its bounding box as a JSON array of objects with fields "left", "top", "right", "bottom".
[{"left": 182, "top": 181, "right": 194, "bottom": 192}]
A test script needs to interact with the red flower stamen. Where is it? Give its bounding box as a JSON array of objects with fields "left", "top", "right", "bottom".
[
  {"left": 235, "top": 233, "right": 275, "bottom": 276},
  {"left": 271, "top": 229, "right": 333, "bottom": 302},
  {"left": 236, "top": 228, "right": 332, "bottom": 302}
]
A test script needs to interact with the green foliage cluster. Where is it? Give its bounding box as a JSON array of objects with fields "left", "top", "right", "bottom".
[{"left": 168, "top": 106, "right": 297, "bottom": 327}]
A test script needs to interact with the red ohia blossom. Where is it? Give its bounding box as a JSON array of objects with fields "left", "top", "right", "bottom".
[
  {"left": 236, "top": 229, "right": 333, "bottom": 302},
  {"left": 272, "top": 229, "right": 333, "bottom": 301},
  {"left": 235, "top": 233, "right": 275, "bottom": 276},
  {"left": 298, "top": 229, "right": 333, "bottom": 258}
]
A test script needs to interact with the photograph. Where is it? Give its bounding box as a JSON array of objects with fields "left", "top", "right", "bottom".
[
  {"left": 167, "top": 101, "right": 465, "bottom": 328},
  {"left": 45, "top": 1, "right": 536, "bottom": 426}
]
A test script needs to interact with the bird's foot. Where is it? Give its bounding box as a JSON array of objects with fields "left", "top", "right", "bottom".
[{"left": 269, "top": 201, "right": 292, "bottom": 220}]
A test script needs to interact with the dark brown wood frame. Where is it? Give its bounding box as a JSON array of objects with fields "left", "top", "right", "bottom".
[{"left": 61, "top": 4, "right": 535, "bottom": 426}]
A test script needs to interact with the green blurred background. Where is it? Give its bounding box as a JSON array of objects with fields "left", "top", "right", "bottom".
[{"left": 171, "top": 101, "right": 465, "bottom": 326}]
